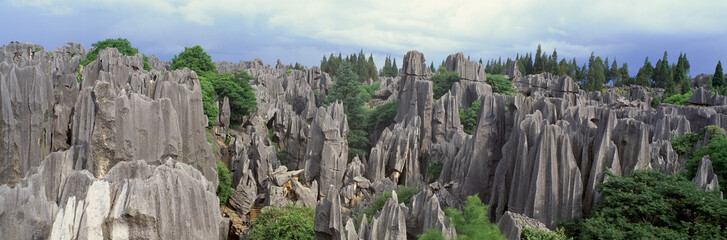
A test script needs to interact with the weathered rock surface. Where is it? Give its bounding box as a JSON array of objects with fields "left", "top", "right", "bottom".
[
  {"left": 444, "top": 52, "right": 486, "bottom": 82},
  {"left": 406, "top": 189, "right": 457, "bottom": 239},
  {"left": 315, "top": 186, "right": 345, "bottom": 240},
  {"left": 497, "top": 211, "right": 550, "bottom": 240},
  {"left": 367, "top": 117, "right": 423, "bottom": 187},
  {"left": 367, "top": 191, "right": 408, "bottom": 240},
  {"left": 687, "top": 87, "right": 727, "bottom": 106},
  {"left": 304, "top": 103, "right": 349, "bottom": 197},
  {"left": 693, "top": 156, "right": 720, "bottom": 191},
  {"left": 1, "top": 44, "right": 223, "bottom": 239},
  {"left": 0, "top": 149, "right": 226, "bottom": 239}
]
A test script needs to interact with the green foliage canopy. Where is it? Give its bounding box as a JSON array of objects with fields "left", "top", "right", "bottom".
[
  {"left": 561, "top": 169, "right": 727, "bottom": 239},
  {"left": 486, "top": 74, "right": 517, "bottom": 95},
  {"left": 171, "top": 45, "right": 217, "bottom": 73},
  {"left": 248, "top": 205, "right": 315, "bottom": 240}
]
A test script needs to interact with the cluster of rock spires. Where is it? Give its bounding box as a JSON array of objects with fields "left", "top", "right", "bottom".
[{"left": 1, "top": 42, "right": 725, "bottom": 239}]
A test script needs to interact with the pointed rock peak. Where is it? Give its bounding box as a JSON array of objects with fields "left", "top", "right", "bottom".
[{"left": 402, "top": 50, "right": 429, "bottom": 76}]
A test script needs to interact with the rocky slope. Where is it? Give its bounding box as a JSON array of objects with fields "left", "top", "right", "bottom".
[{"left": 2, "top": 42, "right": 725, "bottom": 239}]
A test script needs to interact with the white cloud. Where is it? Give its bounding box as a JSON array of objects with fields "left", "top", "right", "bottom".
[{"left": 11, "top": 0, "right": 727, "bottom": 64}]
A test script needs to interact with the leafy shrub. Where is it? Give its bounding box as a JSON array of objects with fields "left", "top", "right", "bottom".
[
  {"left": 418, "top": 228, "right": 446, "bottom": 240},
  {"left": 224, "top": 136, "right": 231, "bottom": 144},
  {"left": 486, "top": 74, "right": 517, "bottom": 95},
  {"left": 460, "top": 100, "right": 481, "bottom": 134},
  {"left": 170, "top": 45, "right": 216, "bottom": 73},
  {"left": 355, "top": 186, "right": 420, "bottom": 227},
  {"left": 432, "top": 67, "right": 461, "bottom": 100},
  {"left": 521, "top": 227, "right": 569, "bottom": 240},
  {"left": 216, "top": 161, "right": 233, "bottom": 205},
  {"left": 662, "top": 91, "right": 692, "bottom": 105},
  {"left": 444, "top": 195, "right": 504, "bottom": 239},
  {"left": 249, "top": 205, "right": 314, "bottom": 240},
  {"left": 286, "top": 68, "right": 292, "bottom": 76},
  {"left": 426, "top": 161, "right": 443, "bottom": 183},
  {"left": 561, "top": 169, "right": 727, "bottom": 239},
  {"left": 81, "top": 38, "right": 150, "bottom": 70}
]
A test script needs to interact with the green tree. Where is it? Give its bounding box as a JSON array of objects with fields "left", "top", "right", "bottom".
[
  {"left": 713, "top": 61, "right": 724, "bottom": 92},
  {"left": 635, "top": 57, "right": 654, "bottom": 87},
  {"left": 208, "top": 71, "right": 257, "bottom": 123},
  {"left": 171, "top": 45, "right": 217, "bottom": 73},
  {"left": 249, "top": 205, "right": 315, "bottom": 240},
  {"left": 445, "top": 195, "right": 505, "bottom": 240},
  {"left": 431, "top": 67, "right": 461, "bottom": 99},
  {"left": 216, "top": 161, "right": 233, "bottom": 205},
  {"left": 81, "top": 38, "right": 150, "bottom": 70},
  {"left": 325, "top": 61, "right": 369, "bottom": 159},
  {"left": 582, "top": 54, "right": 605, "bottom": 91},
  {"left": 392, "top": 58, "right": 399, "bottom": 76},
  {"left": 533, "top": 44, "right": 544, "bottom": 74},
  {"left": 561, "top": 169, "right": 727, "bottom": 239}
]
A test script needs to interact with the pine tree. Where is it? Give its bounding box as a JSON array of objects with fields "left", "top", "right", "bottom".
[
  {"left": 559, "top": 59, "right": 569, "bottom": 77},
  {"left": 534, "top": 44, "right": 544, "bottom": 74},
  {"left": 585, "top": 56, "right": 605, "bottom": 91},
  {"left": 673, "top": 53, "right": 690, "bottom": 94},
  {"left": 392, "top": 58, "right": 399, "bottom": 76},
  {"left": 609, "top": 59, "right": 619, "bottom": 82},
  {"left": 636, "top": 57, "right": 654, "bottom": 87},
  {"left": 713, "top": 61, "right": 724, "bottom": 92},
  {"left": 430, "top": 62, "right": 436, "bottom": 73},
  {"left": 620, "top": 63, "right": 630, "bottom": 85},
  {"left": 325, "top": 61, "right": 368, "bottom": 158},
  {"left": 653, "top": 51, "right": 671, "bottom": 90},
  {"left": 367, "top": 54, "right": 378, "bottom": 81}
]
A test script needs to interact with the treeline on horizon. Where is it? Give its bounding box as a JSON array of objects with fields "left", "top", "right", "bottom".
[{"left": 483, "top": 45, "right": 727, "bottom": 101}]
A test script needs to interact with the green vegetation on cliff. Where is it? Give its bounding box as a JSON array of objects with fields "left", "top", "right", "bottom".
[
  {"left": 216, "top": 161, "right": 233, "bottom": 205},
  {"left": 672, "top": 125, "right": 726, "bottom": 191},
  {"left": 81, "top": 38, "right": 150, "bottom": 71},
  {"left": 444, "top": 195, "right": 504, "bottom": 240},
  {"left": 172, "top": 46, "right": 256, "bottom": 126}
]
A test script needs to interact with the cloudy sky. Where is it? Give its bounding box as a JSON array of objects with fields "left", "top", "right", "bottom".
[{"left": 2, "top": 0, "right": 726, "bottom": 75}]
